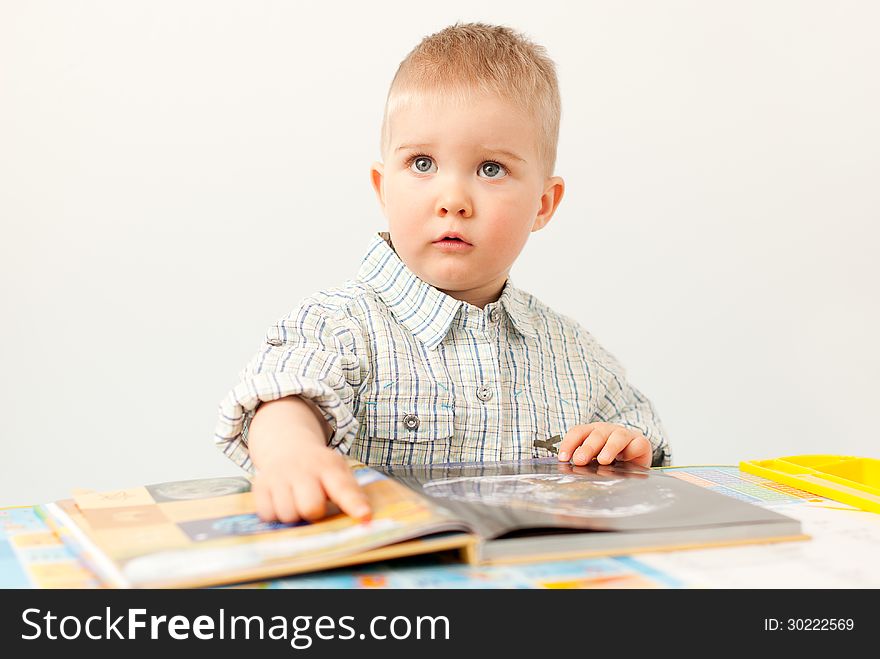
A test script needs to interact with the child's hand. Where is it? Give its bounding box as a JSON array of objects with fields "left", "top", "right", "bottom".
[
  {"left": 556, "top": 422, "right": 652, "bottom": 468},
  {"left": 252, "top": 441, "right": 371, "bottom": 524},
  {"left": 247, "top": 396, "right": 371, "bottom": 524}
]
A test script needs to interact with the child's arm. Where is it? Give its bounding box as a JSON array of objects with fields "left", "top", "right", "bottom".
[
  {"left": 248, "top": 396, "right": 370, "bottom": 523},
  {"left": 214, "top": 293, "right": 369, "bottom": 519}
]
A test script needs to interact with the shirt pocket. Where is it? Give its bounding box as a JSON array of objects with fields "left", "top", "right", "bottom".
[{"left": 351, "top": 395, "right": 455, "bottom": 465}]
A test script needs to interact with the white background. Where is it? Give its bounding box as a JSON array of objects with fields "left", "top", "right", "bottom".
[{"left": 1, "top": 1, "right": 878, "bottom": 506}]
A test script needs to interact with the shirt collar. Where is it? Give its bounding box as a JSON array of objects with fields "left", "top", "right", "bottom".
[{"left": 356, "top": 232, "right": 538, "bottom": 350}]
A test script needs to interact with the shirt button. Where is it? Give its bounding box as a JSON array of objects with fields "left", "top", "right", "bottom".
[
  {"left": 476, "top": 385, "right": 493, "bottom": 402},
  {"left": 267, "top": 338, "right": 282, "bottom": 347},
  {"left": 488, "top": 308, "right": 500, "bottom": 323},
  {"left": 403, "top": 414, "right": 420, "bottom": 431}
]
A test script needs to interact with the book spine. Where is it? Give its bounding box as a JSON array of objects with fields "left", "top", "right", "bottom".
[
  {"left": 36, "top": 503, "right": 130, "bottom": 588},
  {"left": 461, "top": 538, "right": 481, "bottom": 565}
]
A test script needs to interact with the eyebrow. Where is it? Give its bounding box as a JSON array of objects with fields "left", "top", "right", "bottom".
[{"left": 395, "top": 143, "right": 526, "bottom": 163}]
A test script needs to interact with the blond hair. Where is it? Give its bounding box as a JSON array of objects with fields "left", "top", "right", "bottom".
[{"left": 380, "top": 22, "right": 561, "bottom": 178}]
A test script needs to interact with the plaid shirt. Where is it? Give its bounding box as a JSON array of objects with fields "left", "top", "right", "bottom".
[{"left": 215, "top": 232, "right": 671, "bottom": 471}]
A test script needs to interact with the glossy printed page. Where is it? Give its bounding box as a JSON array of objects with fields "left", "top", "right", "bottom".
[{"left": 379, "top": 458, "right": 800, "bottom": 539}]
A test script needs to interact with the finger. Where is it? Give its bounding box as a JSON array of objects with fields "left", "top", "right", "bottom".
[
  {"left": 616, "top": 435, "right": 653, "bottom": 467},
  {"left": 597, "top": 428, "right": 633, "bottom": 465},
  {"left": 269, "top": 479, "right": 300, "bottom": 524},
  {"left": 291, "top": 476, "right": 328, "bottom": 522},
  {"left": 253, "top": 477, "right": 276, "bottom": 522},
  {"left": 558, "top": 423, "right": 598, "bottom": 461},
  {"left": 322, "top": 467, "right": 371, "bottom": 521},
  {"left": 572, "top": 428, "right": 609, "bottom": 466}
]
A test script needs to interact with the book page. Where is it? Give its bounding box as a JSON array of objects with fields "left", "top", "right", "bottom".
[
  {"left": 56, "top": 466, "right": 470, "bottom": 587},
  {"left": 379, "top": 458, "right": 800, "bottom": 540}
]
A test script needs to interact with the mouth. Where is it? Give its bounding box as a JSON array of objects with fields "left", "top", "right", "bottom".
[
  {"left": 432, "top": 233, "right": 473, "bottom": 246},
  {"left": 432, "top": 236, "right": 474, "bottom": 252}
]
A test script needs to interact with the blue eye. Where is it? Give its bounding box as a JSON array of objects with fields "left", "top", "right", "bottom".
[
  {"left": 479, "top": 161, "right": 507, "bottom": 179},
  {"left": 406, "top": 155, "right": 508, "bottom": 178},
  {"left": 410, "top": 156, "right": 436, "bottom": 174}
]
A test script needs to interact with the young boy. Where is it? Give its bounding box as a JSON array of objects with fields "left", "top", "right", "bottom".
[{"left": 215, "top": 23, "right": 671, "bottom": 524}]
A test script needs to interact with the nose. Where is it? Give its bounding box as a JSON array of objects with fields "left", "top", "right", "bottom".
[{"left": 434, "top": 176, "right": 473, "bottom": 218}]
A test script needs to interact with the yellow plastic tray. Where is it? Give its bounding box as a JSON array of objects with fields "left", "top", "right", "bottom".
[{"left": 739, "top": 454, "right": 880, "bottom": 513}]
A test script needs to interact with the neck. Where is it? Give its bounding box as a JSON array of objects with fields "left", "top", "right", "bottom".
[{"left": 439, "top": 276, "right": 507, "bottom": 309}]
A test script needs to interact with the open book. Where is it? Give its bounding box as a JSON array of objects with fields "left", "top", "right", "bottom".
[
  {"left": 37, "top": 458, "right": 807, "bottom": 588},
  {"left": 381, "top": 459, "right": 808, "bottom": 564}
]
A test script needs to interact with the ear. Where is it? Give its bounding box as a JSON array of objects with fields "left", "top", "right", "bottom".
[
  {"left": 531, "top": 176, "right": 565, "bottom": 232},
  {"left": 370, "top": 162, "right": 386, "bottom": 216}
]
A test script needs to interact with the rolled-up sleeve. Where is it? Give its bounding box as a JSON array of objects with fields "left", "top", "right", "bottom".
[
  {"left": 214, "top": 298, "right": 365, "bottom": 473},
  {"left": 581, "top": 329, "right": 672, "bottom": 467}
]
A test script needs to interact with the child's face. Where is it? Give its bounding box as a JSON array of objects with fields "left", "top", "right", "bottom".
[{"left": 371, "top": 91, "right": 564, "bottom": 307}]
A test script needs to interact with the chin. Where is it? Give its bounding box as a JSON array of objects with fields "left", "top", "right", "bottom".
[{"left": 420, "top": 264, "right": 475, "bottom": 289}]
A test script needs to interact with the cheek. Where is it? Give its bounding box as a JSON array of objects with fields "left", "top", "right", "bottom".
[
  {"left": 384, "top": 179, "right": 429, "bottom": 220},
  {"left": 476, "top": 201, "right": 535, "bottom": 263},
  {"left": 488, "top": 227, "right": 530, "bottom": 259},
  {"left": 482, "top": 195, "right": 536, "bottom": 237}
]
